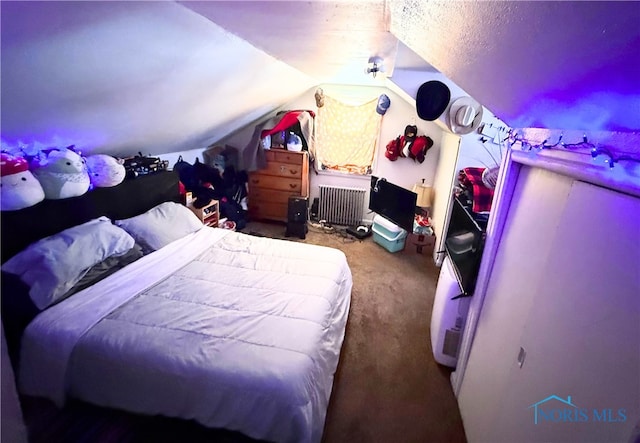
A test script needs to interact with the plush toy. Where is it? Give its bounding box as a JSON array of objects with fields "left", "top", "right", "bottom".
[
  {"left": 85, "top": 154, "right": 126, "bottom": 188},
  {"left": 30, "top": 147, "right": 90, "bottom": 199},
  {"left": 0, "top": 152, "right": 45, "bottom": 211},
  {"left": 384, "top": 133, "right": 434, "bottom": 164},
  {"left": 408, "top": 135, "right": 434, "bottom": 164}
]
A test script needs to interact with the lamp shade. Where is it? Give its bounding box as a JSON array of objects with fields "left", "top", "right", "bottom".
[{"left": 412, "top": 183, "right": 432, "bottom": 208}]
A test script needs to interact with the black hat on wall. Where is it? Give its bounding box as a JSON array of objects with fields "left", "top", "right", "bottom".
[{"left": 416, "top": 80, "right": 451, "bottom": 121}]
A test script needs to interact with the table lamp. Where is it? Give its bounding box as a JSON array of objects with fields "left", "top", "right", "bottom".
[{"left": 412, "top": 179, "right": 433, "bottom": 216}]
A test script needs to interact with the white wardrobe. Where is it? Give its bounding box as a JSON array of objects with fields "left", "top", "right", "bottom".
[{"left": 452, "top": 149, "right": 640, "bottom": 442}]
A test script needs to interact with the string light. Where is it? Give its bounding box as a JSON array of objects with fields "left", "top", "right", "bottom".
[{"left": 506, "top": 131, "right": 640, "bottom": 170}]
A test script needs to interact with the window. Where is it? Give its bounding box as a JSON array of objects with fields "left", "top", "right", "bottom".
[{"left": 315, "top": 94, "right": 382, "bottom": 175}]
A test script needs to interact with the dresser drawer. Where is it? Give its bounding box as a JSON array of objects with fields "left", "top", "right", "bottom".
[
  {"left": 249, "top": 201, "right": 288, "bottom": 222},
  {"left": 250, "top": 188, "right": 297, "bottom": 205},
  {"left": 255, "top": 161, "right": 303, "bottom": 179},
  {"left": 265, "top": 150, "right": 305, "bottom": 165},
  {"left": 248, "top": 174, "right": 304, "bottom": 193},
  {"left": 249, "top": 150, "right": 308, "bottom": 222}
]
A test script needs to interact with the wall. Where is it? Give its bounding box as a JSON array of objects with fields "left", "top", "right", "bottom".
[
  {"left": 213, "top": 83, "right": 446, "bottom": 224},
  {"left": 165, "top": 71, "right": 511, "bottom": 235},
  {"left": 389, "top": 68, "right": 508, "bottom": 262},
  {"left": 391, "top": 67, "right": 508, "bottom": 172}
]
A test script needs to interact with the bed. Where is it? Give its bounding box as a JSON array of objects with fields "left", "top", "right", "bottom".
[{"left": 1, "top": 171, "right": 352, "bottom": 443}]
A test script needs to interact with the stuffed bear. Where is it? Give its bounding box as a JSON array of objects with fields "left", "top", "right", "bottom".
[
  {"left": 85, "top": 154, "right": 126, "bottom": 188},
  {"left": 0, "top": 152, "right": 45, "bottom": 211},
  {"left": 30, "top": 147, "right": 90, "bottom": 199},
  {"left": 408, "top": 135, "right": 434, "bottom": 164}
]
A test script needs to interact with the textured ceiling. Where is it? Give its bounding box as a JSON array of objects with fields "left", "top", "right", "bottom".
[
  {"left": 180, "top": 0, "right": 399, "bottom": 85},
  {"left": 185, "top": 0, "right": 640, "bottom": 132},
  {"left": 388, "top": 0, "right": 640, "bottom": 132},
  {"left": 1, "top": 1, "right": 638, "bottom": 158}
]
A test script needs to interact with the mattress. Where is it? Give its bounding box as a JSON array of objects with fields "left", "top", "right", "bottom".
[{"left": 19, "top": 228, "right": 352, "bottom": 443}]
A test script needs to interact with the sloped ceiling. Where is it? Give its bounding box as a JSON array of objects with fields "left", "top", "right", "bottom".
[
  {"left": 1, "top": 1, "right": 638, "bottom": 158},
  {"left": 190, "top": 0, "right": 639, "bottom": 133},
  {"left": 388, "top": 0, "right": 640, "bottom": 133},
  {"left": 0, "top": 1, "right": 316, "bottom": 156},
  {"left": 180, "top": 1, "right": 399, "bottom": 86}
]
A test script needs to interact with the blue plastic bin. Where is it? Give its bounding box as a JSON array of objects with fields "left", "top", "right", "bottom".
[{"left": 371, "top": 214, "right": 407, "bottom": 253}]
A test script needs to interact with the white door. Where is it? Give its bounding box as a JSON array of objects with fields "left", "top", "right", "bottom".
[
  {"left": 494, "top": 180, "right": 640, "bottom": 443},
  {"left": 457, "top": 166, "right": 574, "bottom": 440},
  {"left": 458, "top": 170, "right": 640, "bottom": 442}
]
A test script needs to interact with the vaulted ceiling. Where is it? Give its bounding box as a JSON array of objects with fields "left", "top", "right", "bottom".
[
  {"left": 183, "top": 0, "right": 640, "bottom": 133},
  {"left": 1, "top": 1, "right": 638, "bottom": 157}
]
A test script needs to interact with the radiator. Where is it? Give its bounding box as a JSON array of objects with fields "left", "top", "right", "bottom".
[{"left": 318, "top": 185, "right": 366, "bottom": 226}]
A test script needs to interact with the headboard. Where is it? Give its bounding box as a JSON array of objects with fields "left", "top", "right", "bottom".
[{"left": 1, "top": 171, "right": 180, "bottom": 262}]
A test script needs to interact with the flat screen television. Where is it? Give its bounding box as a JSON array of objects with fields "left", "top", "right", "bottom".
[
  {"left": 369, "top": 176, "right": 416, "bottom": 232},
  {"left": 445, "top": 197, "right": 486, "bottom": 296}
]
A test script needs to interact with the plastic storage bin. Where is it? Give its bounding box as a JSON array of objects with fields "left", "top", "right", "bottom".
[{"left": 371, "top": 214, "right": 407, "bottom": 253}]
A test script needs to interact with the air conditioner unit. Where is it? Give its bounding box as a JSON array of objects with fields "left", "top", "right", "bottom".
[{"left": 430, "top": 256, "right": 471, "bottom": 367}]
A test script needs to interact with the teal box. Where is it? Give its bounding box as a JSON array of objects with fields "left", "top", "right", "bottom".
[{"left": 371, "top": 215, "right": 407, "bottom": 253}]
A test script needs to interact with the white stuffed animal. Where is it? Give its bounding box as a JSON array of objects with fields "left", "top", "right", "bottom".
[
  {"left": 31, "top": 147, "right": 90, "bottom": 199},
  {"left": 85, "top": 154, "right": 126, "bottom": 188},
  {"left": 0, "top": 152, "right": 45, "bottom": 211}
]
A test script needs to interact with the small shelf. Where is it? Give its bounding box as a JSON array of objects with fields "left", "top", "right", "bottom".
[{"left": 187, "top": 199, "right": 219, "bottom": 227}]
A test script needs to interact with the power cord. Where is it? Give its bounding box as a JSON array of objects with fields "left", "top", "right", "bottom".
[
  {"left": 307, "top": 220, "right": 356, "bottom": 243},
  {"left": 308, "top": 219, "right": 335, "bottom": 233}
]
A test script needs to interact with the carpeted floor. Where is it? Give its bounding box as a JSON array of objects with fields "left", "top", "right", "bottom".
[
  {"left": 19, "top": 221, "right": 467, "bottom": 443},
  {"left": 247, "top": 221, "right": 467, "bottom": 443}
]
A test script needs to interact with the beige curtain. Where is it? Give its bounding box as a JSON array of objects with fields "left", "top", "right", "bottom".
[{"left": 316, "top": 94, "right": 381, "bottom": 174}]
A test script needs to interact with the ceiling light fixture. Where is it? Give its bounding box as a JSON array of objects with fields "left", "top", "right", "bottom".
[{"left": 365, "top": 56, "right": 385, "bottom": 78}]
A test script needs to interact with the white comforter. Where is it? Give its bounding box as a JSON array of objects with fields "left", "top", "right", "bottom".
[{"left": 19, "top": 228, "right": 352, "bottom": 443}]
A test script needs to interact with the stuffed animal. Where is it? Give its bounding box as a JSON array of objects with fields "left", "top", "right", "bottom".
[
  {"left": 85, "top": 154, "right": 126, "bottom": 188},
  {"left": 384, "top": 133, "right": 434, "bottom": 164},
  {"left": 408, "top": 135, "right": 434, "bottom": 164},
  {"left": 0, "top": 152, "right": 45, "bottom": 211},
  {"left": 30, "top": 148, "right": 90, "bottom": 199}
]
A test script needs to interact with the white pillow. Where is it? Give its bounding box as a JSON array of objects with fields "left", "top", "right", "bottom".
[
  {"left": 1, "top": 217, "right": 135, "bottom": 310},
  {"left": 114, "top": 201, "right": 203, "bottom": 253}
]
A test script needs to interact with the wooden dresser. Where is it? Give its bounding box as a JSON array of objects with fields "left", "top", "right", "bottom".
[{"left": 248, "top": 150, "right": 309, "bottom": 222}]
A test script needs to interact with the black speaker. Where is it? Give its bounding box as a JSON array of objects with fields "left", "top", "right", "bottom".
[
  {"left": 286, "top": 196, "right": 308, "bottom": 239},
  {"left": 287, "top": 196, "right": 308, "bottom": 223}
]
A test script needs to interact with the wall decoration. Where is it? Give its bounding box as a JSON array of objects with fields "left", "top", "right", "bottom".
[
  {"left": 315, "top": 88, "right": 325, "bottom": 108},
  {"left": 376, "top": 94, "right": 391, "bottom": 115},
  {"left": 384, "top": 126, "right": 434, "bottom": 164},
  {"left": 508, "top": 132, "right": 640, "bottom": 171},
  {"left": 416, "top": 80, "right": 450, "bottom": 121},
  {"left": 449, "top": 97, "right": 483, "bottom": 135}
]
